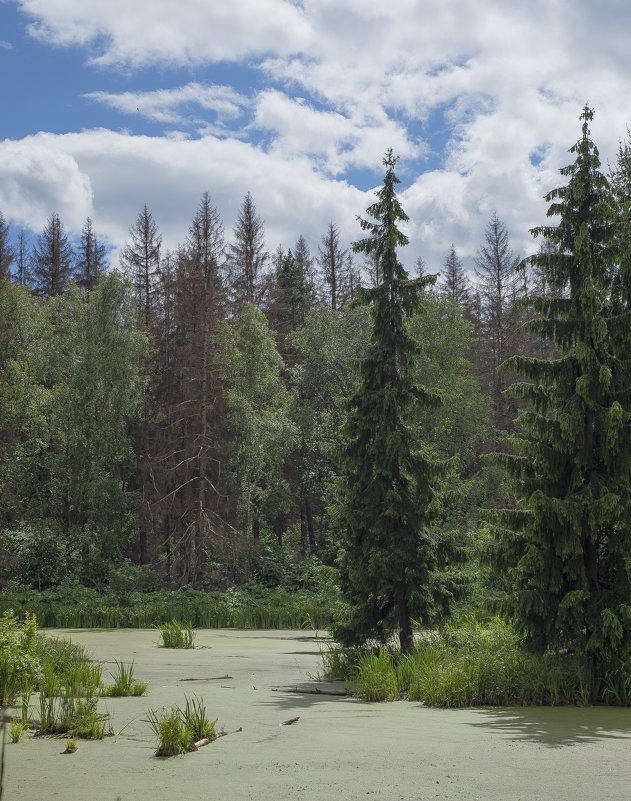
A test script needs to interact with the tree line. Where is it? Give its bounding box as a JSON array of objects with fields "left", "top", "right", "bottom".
[{"left": 2, "top": 107, "right": 631, "bottom": 668}]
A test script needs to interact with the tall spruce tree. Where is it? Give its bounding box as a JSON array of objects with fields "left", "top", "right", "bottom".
[
  {"left": 333, "top": 151, "right": 452, "bottom": 653},
  {"left": 490, "top": 107, "right": 631, "bottom": 668},
  {"left": 75, "top": 217, "right": 107, "bottom": 291},
  {"left": 31, "top": 212, "right": 74, "bottom": 297}
]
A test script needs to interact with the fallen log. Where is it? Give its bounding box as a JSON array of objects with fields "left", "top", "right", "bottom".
[
  {"left": 271, "top": 687, "right": 351, "bottom": 697},
  {"left": 179, "top": 675, "right": 232, "bottom": 681},
  {"left": 281, "top": 717, "right": 300, "bottom": 726}
]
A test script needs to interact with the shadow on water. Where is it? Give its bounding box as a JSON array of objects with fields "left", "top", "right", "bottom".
[
  {"left": 466, "top": 706, "right": 631, "bottom": 748},
  {"left": 258, "top": 682, "right": 359, "bottom": 715}
]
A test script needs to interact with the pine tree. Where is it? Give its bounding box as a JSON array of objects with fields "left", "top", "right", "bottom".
[
  {"left": 75, "top": 217, "right": 107, "bottom": 291},
  {"left": 489, "top": 107, "right": 631, "bottom": 667},
  {"left": 333, "top": 151, "right": 453, "bottom": 653},
  {"left": 31, "top": 212, "right": 74, "bottom": 297}
]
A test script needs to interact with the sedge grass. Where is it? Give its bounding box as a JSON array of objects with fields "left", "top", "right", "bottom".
[
  {"left": 101, "top": 660, "right": 147, "bottom": 697},
  {"left": 157, "top": 620, "right": 195, "bottom": 649},
  {"left": 323, "top": 617, "right": 631, "bottom": 707},
  {"left": 0, "top": 586, "right": 336, "bottom": 630},
  {"left": 179, "top": 695, "right": 217, "bottom": 742},
  {"left": 148, "top": 696, "right": 218, "bottom": 756},
  {"left": 9, "top": 719, "right": 29, "bottom": 743}
]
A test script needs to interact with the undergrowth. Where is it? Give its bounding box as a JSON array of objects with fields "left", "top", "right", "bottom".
[
  {"left": 0, "top": 585, "right": 337, "bottom": 630},
  {"left": 322, "top": 616, "right": 631, "bottom": 706}
]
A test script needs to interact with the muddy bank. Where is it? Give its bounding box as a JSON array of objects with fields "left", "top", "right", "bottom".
[{"left": 5, "top": 628, "right": 631, "bottom": 801}]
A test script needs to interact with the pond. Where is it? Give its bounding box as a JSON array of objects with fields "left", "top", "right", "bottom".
[{"left": 5, "top": 628, "right": 631, "bottom": 800}]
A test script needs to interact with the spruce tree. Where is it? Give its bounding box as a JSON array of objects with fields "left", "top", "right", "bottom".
[
  {"left": 490, "top": 107, "right": 631, "bottom": 668},
  {"left": 440, "top": 244, "right": 470, "bottom": 307},
  {"left": 75, "top": 217, "right": 107, "bottom": 291},
  {"left": 31, "top": 212, "right": 74, "bottom": 297},
  {"left": 333, "top": 151, "right": 452, "bottom": 653}
]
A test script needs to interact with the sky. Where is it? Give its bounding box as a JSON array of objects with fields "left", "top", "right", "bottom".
[{"left": 1, "top": 0, "right": 630, "bottom": 275}]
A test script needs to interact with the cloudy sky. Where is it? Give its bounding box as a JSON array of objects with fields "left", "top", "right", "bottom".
[{"left": 0, "top": 0, "right": 629, "bottom": 274}]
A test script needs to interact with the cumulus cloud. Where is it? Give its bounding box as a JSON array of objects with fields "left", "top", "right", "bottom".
[
  {"left": 0, "top": 129, "right": 368, "bottom": 262},
  {"left": 5, "top": 0, "right": 631, "bottom": 271},
  {"left": 0, "top": 139, "right": 94, "bottom": 230}
]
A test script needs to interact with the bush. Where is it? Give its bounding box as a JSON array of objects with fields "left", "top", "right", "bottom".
[{"left": 0, "top": 610, "right": 41, "bottom": 705}]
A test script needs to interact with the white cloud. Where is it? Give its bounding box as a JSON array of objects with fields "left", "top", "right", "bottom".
[
  {"left": 252, "top": 90, "right": 420, "bottom": 175},
  {"left": 85, "top": 83, "right": 249, "bottom": 126},
  {"left": 0, "top": 40, "right": 12, "bottom": 50},
  {"left": 18, "top": 0, "right": 312, "bottom": 65},
  {"left": 0, "top": 139, "right": 93, "bottom": 230},
  {"left": 0, "top": 129, "right": 368, "bottom": 262},
  {"left": 6, "top": 0, "right": 631, "bottom": 273}
]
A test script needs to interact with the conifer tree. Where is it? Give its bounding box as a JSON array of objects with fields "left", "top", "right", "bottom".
[
  {"left": 120, "top": 204, "right": 162, "bottom": 329},
  {"left": 225, "top": 192, "right": 269, "bottom": 317},
  {"left": 0, "top": 211, "right": 14, "bottom": 290},
  {"left": 440, "top": 244, "right": 470, "bottom": 307},
  {"left": 333, "top": 151, "right": 453, "bottom": 653},
  {"left": 317, "top": 222, "right": 348, "bottom": 311},
  {"left": 31, "top": 212, "right": 74, "bottom": 297},
  {"left": 490, "top": 107, "right": 631, "bottom": 667},
  {"left": 75, "top": 217, "right": 107, "bottom": 291}
]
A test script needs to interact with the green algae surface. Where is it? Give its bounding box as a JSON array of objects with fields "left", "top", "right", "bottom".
[{"left": 4, "top": 628, "right": 631, "bottom": 800}]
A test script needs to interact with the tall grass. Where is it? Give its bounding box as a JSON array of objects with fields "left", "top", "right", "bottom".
[
  {"left": 324, "top": 617, "right": 631, "bottom": 707},
  {"left": 157, "top": 620, "right": 195, "bottom": 649},
  {"left": 101, "top": 660, "right": 147, "bottom": 697},
  {"left": 148, "top": 696, "right": 217, "bottom": 757},
  {"left": 0, "top": 586, "right": 337, "bottom": 630}
]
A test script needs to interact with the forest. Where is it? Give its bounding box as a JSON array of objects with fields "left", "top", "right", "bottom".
[{"left": 1, "top": 107, "right": 631, "bottom": 679}]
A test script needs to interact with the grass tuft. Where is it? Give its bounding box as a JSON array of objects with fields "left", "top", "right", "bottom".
[
  {"left": 157, "top": 620, "right": 195, "bottom": 649},
  {"left": 101, "top": 660, "right": 147, "bottom": 697}
]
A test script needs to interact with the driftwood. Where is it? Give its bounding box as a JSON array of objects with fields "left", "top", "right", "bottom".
[
  {"left": 272, "top": 687, "right": 350, "bottom": 697},
  {"left": 217, "top": 727, "right": 242, "bottom": 739},
  {"left": 180, "top": 675, "right": 232, "bottom": 682},
  {"left": 192, "top": 727, "right": 242, "bottom": 750},
  {"left": 280, "top": 716, "right": 300, "bottom": 726}
]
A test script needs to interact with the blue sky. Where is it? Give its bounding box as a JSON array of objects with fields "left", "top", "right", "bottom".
[{"left": 1, "top": 0, "right": 630, "bottom": 273}]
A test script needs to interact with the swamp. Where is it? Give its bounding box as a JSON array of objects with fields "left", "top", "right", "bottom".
[{"left": 3, "top": 628, "right": 631, "bottom": 801}]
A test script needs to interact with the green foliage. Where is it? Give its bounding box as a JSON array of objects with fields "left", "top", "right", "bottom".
[
  {"left": 148, "top": 697, "right": 217, "bottom": 757},
  {"left": 333, "top": 151, "right": 457, "bottom": 653},
  {"left": 486, "top": 107, "right": 631, "bottom": 668},
  {"left": 0, "top": 274, "right": 147, "bottom": 586},
  {"left": 148, "top": 706, "right": 192, "bottom": 757},
  {"left": 324, "top": 617, "right": 631, "bottom": 707},
  {"left": 157, "top": 620, "right": 195, "bottom": 649},
  {"left": 0, "top": 585, "right": 336, "bottom": 629},
  {"left": 101, "top": 659, "right": 147, "bottom": 697},
  {"left": 9, "top": 718, "right": 29, "bottom": 743},
  {"left": 219, "top": 303, "right": 298, "bottom": 536},
  {"left": 179, "top": 695, "right": 217, "bottom": 742},
  {"left": 0, "top": 610, "right": 41, "bottom": 705},
  {"left": 355, "top": 649, "right": 398, "bottom": 701}
]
